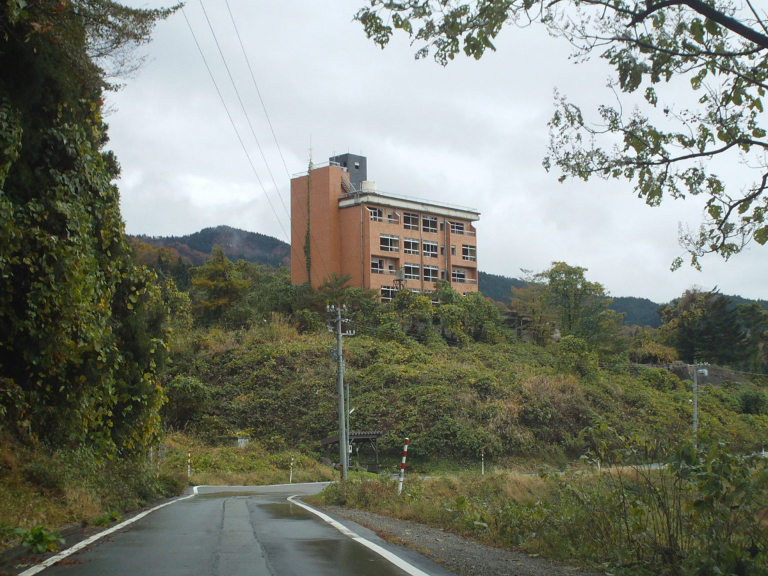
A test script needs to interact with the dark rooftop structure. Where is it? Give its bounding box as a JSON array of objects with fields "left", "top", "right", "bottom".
[{"left": 329, "top": 153, "right": 367, "bottom": 190}]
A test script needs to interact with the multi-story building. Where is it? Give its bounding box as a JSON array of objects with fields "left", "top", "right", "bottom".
[{"left": 290, "top": 154, "right": 479, "bottom": 301}]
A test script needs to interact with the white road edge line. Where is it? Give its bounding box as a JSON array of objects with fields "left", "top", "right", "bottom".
[
  {"left": 287, "top": 495, "right": 432, "bottom": 576},
  {"left": 18, "top": 492, "right": 197, "bottom": 576},
  {"left": 193, "top": 481, "right": 331, "bottom": 491}
]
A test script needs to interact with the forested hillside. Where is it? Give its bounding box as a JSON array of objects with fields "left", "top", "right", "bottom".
[
  {"left": 134, "top": 225, "right": 290, "bottom": 268},
  {"left": 154, "top": 254, "right": 768, "bottom": 461},
  {"left": 135, "top": 229, "right": 678, "bottom": 328},
  {"left": 610, "top": 296, "right": 662, "bottom": 328},
  {"left": 476, "top": 271, "right": 527, "bottom": 302}
]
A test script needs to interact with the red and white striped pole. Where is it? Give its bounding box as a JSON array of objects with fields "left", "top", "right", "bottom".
[
  {"left": 397, "top": 437, "right": 409, "bottom": 495},
  {"left": 289, "top": 456, "right": 294, "bottom": 483},
  {"left": 481, "top": 448, "right": 485, "bottom": 476},
  {"left": 187, "top": 450, "right": 191, "bottom": 479}
]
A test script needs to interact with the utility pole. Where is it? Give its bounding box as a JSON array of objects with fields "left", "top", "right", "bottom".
[
  {"left": 692, "top": 361, "right": 708, "bottom": 446},
  {"left": 692, "top": 360, "right": 699, "bottom": 443},
  {"left": 327, "top": 304, "right": 354, "bottom": 479}
]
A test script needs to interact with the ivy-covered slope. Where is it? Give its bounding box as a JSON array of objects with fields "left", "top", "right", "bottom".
[{"left": 166, "top": 325, "right": 768, "bottom": 465}]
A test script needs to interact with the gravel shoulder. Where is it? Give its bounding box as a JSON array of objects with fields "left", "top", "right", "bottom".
[{"left": 319, "top": 505, "right": 601, "bottom": 576}]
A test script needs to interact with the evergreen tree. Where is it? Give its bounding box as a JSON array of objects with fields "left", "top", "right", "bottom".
[
  {"left": 660, "top": 290, "right": 747, "bottom": 364},
  {"left": 190, "top": 246, "right": 249, "bottom": 325}
]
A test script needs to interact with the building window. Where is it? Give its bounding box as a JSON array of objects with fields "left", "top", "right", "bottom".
[
  {"left": 404, "top": 238, "right": 419, "bottom": 255},
  {"left": 450, "top": 221, "right": 465, "bottom": 235},
  {"left": 462, "top": 245, "right": 477, "bottom": 261},
  {"left": 404, "top": 212, "right": 419, "bottom": 230},
  {"left": 371, "top": 259, "right": 385, "bottom": 274},
  {"left": 440, "top": 245, "right": 445, "bottom": 255},
  {"left": 387, "top": 212, "right": 399, "bottom": 224},
  {"left": 441, "top": 269, "right": 446, "bottom": 280},
  {"left": 380, "top": 235, "right": 399, "bottom": 252},
  {"left": 440, "top": 222, "right": 445, "bottom": 231},
  {"left": 451, "top": 245, "right": 456, "bottom": 256},
  {"left": 368, "top": 207, "right": 383, "bottom": 222},
  {"left": 423, "top": 241, "right": 438, "bottom": 258},
  {"left": 422, "top": 216, "right": 437, "bottom": 233},
  {"left": 404, "top": 263, "right": 420, "bottom": 280},
  {"left": 381, "top": 286, "right": 396, "bottom": 302},
  {"left": 423, "top": 266, "right": 438, "bottom": 282},
  {"left": 452, "top": 268, "right": 467, "bottom": 283}
]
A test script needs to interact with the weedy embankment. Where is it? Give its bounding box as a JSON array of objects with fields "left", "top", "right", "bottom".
[{"left": 313, "top": 432, "right": 768, "bottom": 576}]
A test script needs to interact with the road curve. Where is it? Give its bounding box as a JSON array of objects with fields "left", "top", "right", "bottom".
[{"left": 30, "top": 483, "right": 456, "bottom": 576}]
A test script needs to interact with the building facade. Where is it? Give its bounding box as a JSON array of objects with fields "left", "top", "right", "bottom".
[{"left": 291, "top": 154, "right": 479, "bottom": 300}]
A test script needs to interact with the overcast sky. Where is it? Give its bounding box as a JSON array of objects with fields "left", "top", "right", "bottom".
[{"left": 106, "top": 0, "right": 768, "bottom": 304}]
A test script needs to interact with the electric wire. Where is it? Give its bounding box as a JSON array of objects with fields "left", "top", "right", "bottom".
[
  {"left": 194, "top": 0, "right": 333, "bottom": 282},
  {"left": 223, "top": 0, "right": 292, "bottom": 180},
  {"left": 197, "top": 0, "right": 287, "bottom": 210},
  {"left": 180, "top": 6, "right": 290, "bottom": 245},
  {"left": 213, "top": 0, "right": 336, "bottom": 282}
]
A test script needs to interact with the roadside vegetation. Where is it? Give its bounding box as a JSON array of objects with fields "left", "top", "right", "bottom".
[
  {"left": 164, "top": 433, "right": 338, "bottom": 486},
  {"left": 315, "top": 429, "right": 768, "bottom": 576},
  {"left": 0, "top": 436, "right": 185, "bottom": 551}
]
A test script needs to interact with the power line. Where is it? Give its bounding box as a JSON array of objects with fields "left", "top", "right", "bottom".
[
  {"left": 193, "top": 0, "right": 333, "bottom": 282},
  {"left": 180, "top": 7, "right": 290, "bottom": 245},
  {"left": 223, "top": 0, "right": 292, "bottom": 180},
  {"left": 198, "top": 0, "right": 287, "bottom": 215},
  {"left": 217, "top": 0, "right": 335, "bottom": 284}
]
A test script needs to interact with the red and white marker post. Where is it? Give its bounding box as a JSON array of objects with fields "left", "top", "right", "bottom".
[
  {"left": 289, "top": 456, "right": 294, "bottom": 483},
  {"left": 187, "top": 450, "right": 191, "bottom": 479},
  {"left": 397, "top": 437, "right": 409, "bottom": 495}
]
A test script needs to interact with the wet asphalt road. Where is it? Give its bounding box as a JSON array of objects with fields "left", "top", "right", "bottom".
[{"left": 37, "top": 483, "right": 456, "bottom": 576}]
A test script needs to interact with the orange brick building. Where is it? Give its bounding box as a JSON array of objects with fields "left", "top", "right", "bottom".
[{"left": 290, "top": 154, "right": 480, "bottom": 301}]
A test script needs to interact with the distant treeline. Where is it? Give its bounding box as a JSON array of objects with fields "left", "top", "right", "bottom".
[{"left": 132, "top": 226, "right": 767, "bottom": 328}]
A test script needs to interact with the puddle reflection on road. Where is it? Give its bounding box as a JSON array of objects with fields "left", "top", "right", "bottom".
[
  {"left": 257, "top": 502, "right": 314, "bottom": 521},
  {"left": 294, "top": 538, "right": 407, "bottom": 576}
]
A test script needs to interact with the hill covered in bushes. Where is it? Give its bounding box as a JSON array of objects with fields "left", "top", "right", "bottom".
[{"left": 164, "top": 322, "right": 768, "bottom": 467}]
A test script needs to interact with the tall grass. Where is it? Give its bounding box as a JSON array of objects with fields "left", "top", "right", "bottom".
[
  {"left": 0, "top": 437, "right": 186, "bottom": 550},
  {"left": 315, "top": 432, "right": 768, "bottom": 575},
  {"left": 164, "top": 432, "right": 338, "bottom": 486},
  {"left": 0, "top": 431, "right": 339, "bottom": 551}
]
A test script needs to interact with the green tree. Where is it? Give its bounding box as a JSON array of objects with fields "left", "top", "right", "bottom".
[
  {"left": 162, "top": 376, "right": 211, "bottom": 430},
  {"left": 355, "top": 1, "right": 768, "bottom": 267},
  {"left": 231, "top": 262, "right": 293, "bottom": 322},
  {"left": 190, "top": 246, "right": 250, "bottom": 325},
  {"left": 512, "top": 263, "right": 624, "bottom": 353},
  {"left": 0, "top": 0, "right": 175, "bottom": 452},
  {"left": 660, "top": 289, "right": 747, "bottom": 364},
  {"left": 737, "top": 302, "right": 768, "bottom": 373},
  {"left": 511, "top": 280, "right": 557, "bottom": 345}
]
